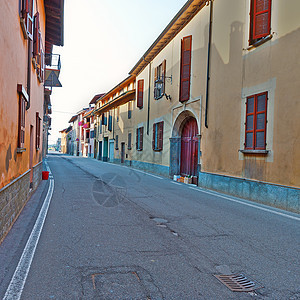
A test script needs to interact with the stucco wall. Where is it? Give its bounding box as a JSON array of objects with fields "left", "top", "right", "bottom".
[{"left": 0, "top": 0, "right": 45, "bottom": 189}]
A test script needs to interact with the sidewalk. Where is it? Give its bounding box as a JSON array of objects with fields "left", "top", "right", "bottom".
[{"left": 0, "top": 178, "right": 49, "bottom": 299}]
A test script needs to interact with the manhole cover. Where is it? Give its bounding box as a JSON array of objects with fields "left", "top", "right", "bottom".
[{"left": 214, "top": 274, "right": 263, "bottom": 292}]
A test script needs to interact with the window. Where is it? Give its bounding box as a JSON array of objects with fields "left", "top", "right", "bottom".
[
  {"left": 137, "top": 80, "right": 144, "bottom": 109},
  {"left": 154, "top": 60, "right": 166, "bottom": 100},
  {"left": 128, "top": 133, "right": 132, "bottom": 150},
  {"left": 249, "top": 0, "right": 272, "bottom": 45},
  {"left": 108, "top": 113, "right": 112, "bottom": 131},
  {"left": 90, "top": 130, "right": 95, "bottom": 139},
  {"left": 152, "top": 121, "right": 164, "bottom": 151},
  {"left": 136, "top": 127, "right": 144, "bottom": 151},
  {"left": 36, "top": 112, "right": 41, "bottom": 150},
  {"left": 180, "top": 36, "right": 192, "bottom": 102},
  {"left": 245, "top": 92, "right": 267, "bottom": 150},
  {"left": 20, "top": 0, "right": 34, "bottom": 40},
  {"left": 128, "top": 102, "right": 132, "bottom": 119},
  {"left": 117, "top": 107, "right": 120, "bottom": 122},
  {"left": 33, "top": 13, "right": 44, "bottom": 82},
  {"left": 115, "top": 135, "right": 119, "bottom": 150},
  {"left": 17, "top": 84, "right": 28, "bottom": 150}
]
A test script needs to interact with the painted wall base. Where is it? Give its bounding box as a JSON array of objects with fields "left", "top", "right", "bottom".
[
  {"left": 113, "top": 159, "right": 170, "bottom": 177},
  {"left": 198, "top": 171, "right": 300, "bottom": 213}
]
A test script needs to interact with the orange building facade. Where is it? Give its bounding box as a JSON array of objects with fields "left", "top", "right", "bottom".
[{"left": 0, "top": 0, "right": 64, "bottom": 243}]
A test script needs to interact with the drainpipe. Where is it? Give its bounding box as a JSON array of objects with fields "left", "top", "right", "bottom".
[
  {"left": 143, "top": 57, "right": 151, "bottom": 135},
  {"left": 26, "top": 39, "right": 32, "bottom": 110},
  {"left": 205, "top": 0, "right": 213, "bottom": 128}
]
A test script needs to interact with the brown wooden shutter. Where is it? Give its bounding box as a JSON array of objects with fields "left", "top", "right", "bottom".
[
  {"left": 36, "top": 112, "right": 40, "bottom": 149},
  {"left": 137, "top": 80, "right": 144, "bottom": 109},
  {"left": 162, "top": 60, "right": 166, "bottom": 94},
  {"left": 136, "top": 128, "right": 139, "bottom": 150},
  {"left": 152, "top": 124, "right": 156, "bottom": 150},
  {"left": 18, "top": 96, "right": 26, "bottom": 148},
  {"left": 253, "top": 0, "right": 271, "bottom": 39},
  {"left": 179, "top": 36, "right": 192, "bottom": 102},
  {"left": 25, "top": 0, "right": 34, "bottom": 40},
  {"left": 158, "top": 121, "right": 164, "bottom": 150},
  {"left": 254, "top": 92, "right": 267, "bottom": 149},
  {"left": 33, "top": 13, "right": 39, "bottom": 56},
  {"left": 154, "top": 67, "right": 158, "bottom": 99},
  {"left": 140, "top": 127, "right": 143, "bottom": 150}
]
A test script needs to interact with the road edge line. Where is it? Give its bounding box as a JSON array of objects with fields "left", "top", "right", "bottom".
[{"left": 3, "top": 161, "right": 54, "bottom": 300}]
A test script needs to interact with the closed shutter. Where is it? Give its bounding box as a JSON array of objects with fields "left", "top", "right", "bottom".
[
  {"left": 36, "top": 112, "right": 40, "bottom": 149},
  {"left": 158, "top": 121, "right": 164, "bottom": 150},
  {"left": 255, "top": 93, "right": 267, "bottom": 149},
  {"left": 115, "top": 135, "right": 118, "bottom": 149},
  {"left": 137, "top": 80, "right": 144, "bottom": 109},
  {"left": 33, "top": 13, "right": 40, "bottom": 57},
  {"left": 245, "top": 96, "right": 255, "bottom": 149},
  {"left": 18, "top": 96, "right": 26, "bottom": 148},
  {"left": 253, "top": 0, "right": 271, "bottom": 39},
  {"left": 245, "top": 92, "right": 267, "bottom": 150},
  {"left": 179, "top": 36, "right": 192, "bottom": 102},
  {"left": 140, "top": 127, "right": 143, "bottom": 150},
  {"left": 152, "top": 124, "right": 156, "bottom": 150},
  {"left": 162, "top": 60, "right": 166, "bottom": 94},
  {"left": 108, "top": 114, "right": 112, "bottom": 131},
  {"left": 128, "top": 133, "right": 132, "bottom": 150}
]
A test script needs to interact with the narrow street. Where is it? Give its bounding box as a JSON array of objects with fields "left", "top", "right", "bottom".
[{"left": 1, "top": 154, "right": 299, "bottom": 299}]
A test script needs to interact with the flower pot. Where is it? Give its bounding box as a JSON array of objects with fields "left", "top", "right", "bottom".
[{"left": 42, "top": 171, "right": 49, "bottom": 180}]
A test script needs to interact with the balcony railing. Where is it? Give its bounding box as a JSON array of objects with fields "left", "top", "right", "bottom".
[{"left": 45, "top": 53, "right": 61, "bottom": 70}]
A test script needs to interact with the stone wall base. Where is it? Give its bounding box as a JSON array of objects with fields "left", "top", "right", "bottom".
[
  {"left": 0, "top": 161, "right": 43, "bottom": 244},
  {"left": 198, "top": 171, "right": 300, "bottom": 213}
]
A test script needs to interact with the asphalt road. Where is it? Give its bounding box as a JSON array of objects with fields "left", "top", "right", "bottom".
[{"left": 0, "top": 154, "right": 299, "bottom": 299}]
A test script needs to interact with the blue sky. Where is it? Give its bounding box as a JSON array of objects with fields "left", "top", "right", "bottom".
[{"left": 49, "top": 0, "right": 188, "bottom": 144}]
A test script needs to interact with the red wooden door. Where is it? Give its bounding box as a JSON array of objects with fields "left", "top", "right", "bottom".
[{"left": 180, "top": 118, "right": 198, "bottom": 176}]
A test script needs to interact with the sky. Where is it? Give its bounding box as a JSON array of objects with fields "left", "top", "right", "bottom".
[{"left": 48, "top": 0, "right": 188, "bottom": 145}]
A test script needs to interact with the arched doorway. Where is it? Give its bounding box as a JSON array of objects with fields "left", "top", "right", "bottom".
[{"left": 180, "top": 117, "right": 198, "bottom": 176}]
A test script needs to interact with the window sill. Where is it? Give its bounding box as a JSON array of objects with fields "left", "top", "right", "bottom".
[
  {"left": 17, "top": 147, "right": 26, "bottom": 153},
  {"left": 36, "top": 148, "right": 40, "bottom": 151},
  {"left": 239, "top": 149, "right": 269, "bottom": 155},
  {"left": 153, "top": 149, "right": 162, "bottom": 152},
  {"left": 137, "top": 148, "right": 143, "bottom": 151},
  {"left": 247, "top": 34, "right": 273, "bottom": 50}
]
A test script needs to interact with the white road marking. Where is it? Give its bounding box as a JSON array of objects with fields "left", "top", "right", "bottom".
[
  {"left": 188, "top": 186, "right": 300, "bottom": 221},
  {"left": 171, "top": 181, "right": 181, "bottom": 185},
  {"left": 128, "top": 168, "right": 163, "bottom": 179},
  {"left": 3, "top": 162, "right": 54, "bottom": 300}
]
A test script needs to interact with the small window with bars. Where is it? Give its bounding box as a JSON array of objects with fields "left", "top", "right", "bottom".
[{"left": 154, "top": 60, "right": 166, "bottom": 100}]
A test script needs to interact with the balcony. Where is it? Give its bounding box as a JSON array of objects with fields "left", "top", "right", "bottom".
[{"left": 45, "top": 53, "right": 62, "bottom": 88}]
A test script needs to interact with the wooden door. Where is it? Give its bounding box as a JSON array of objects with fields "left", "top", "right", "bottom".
[{"left": 180, "top": 118, "right": 198, "bottom": 176}]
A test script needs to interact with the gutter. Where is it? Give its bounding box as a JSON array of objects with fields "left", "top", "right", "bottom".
[{"left": 205, "top": 0, "right": 213, "bottom": 128}]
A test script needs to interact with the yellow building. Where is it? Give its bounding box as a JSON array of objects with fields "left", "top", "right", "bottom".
[
  {"left": 94, "top": 76, "right": 136, "bottom": 162},
  {"left": 92, "top": 0, "right": 299, "bottom": 212}
]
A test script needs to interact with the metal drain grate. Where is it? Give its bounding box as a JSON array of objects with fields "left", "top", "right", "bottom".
[{"left": 214, "top": 274, "right": 262, "bottom": 292}]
